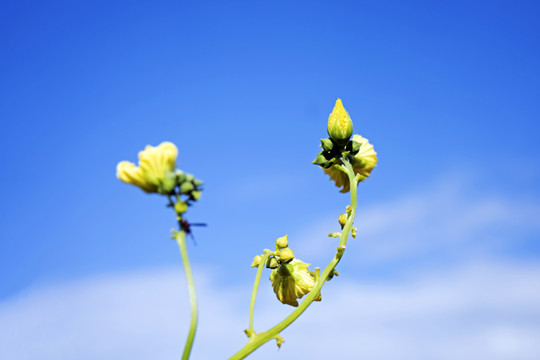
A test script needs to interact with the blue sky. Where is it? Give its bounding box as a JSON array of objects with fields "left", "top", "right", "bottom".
[{"left": 1, "top": 1, "right": 540, "bottom": 359}]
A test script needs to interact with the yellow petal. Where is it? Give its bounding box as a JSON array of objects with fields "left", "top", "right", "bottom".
[
  {"left": 269, "top": 259, "right": 316, "bottom": 307},
  {"left": 116, "top": 161, "right": 157, "bottom": 193},
  {"left": 323, "top": 165, "right": 351, "bottom": 193},
  {"left": 352, "top": 135, "right": 378, "bottom": 180},
  {"left": 138, "top": 141, "right": 178, "bottom": 186}
]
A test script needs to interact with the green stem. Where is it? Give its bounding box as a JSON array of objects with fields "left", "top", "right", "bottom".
[
  {"left": 248, "top": 253, "right": 272, "bottom": 333},
  {"left": 175, "top": 230, "right": 198, "bottom": 360},
  {"left": 229, "top": 158, "right": 358, "bottom": 360}
]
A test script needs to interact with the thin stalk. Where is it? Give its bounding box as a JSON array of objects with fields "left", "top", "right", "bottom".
[
  {"left": 175, "top": 230, "right": 198, "bottom": 360},
  {"left": 229, "top": 158, "right": 358, "bottom": 360},
  {"left": 248, "top": 253, "right": 272, "bottom": 333}
]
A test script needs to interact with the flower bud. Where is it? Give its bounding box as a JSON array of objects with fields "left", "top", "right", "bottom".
[
  {"left": 338, "top": 214, "right": 348, "bottom": 229},
  {"left": 251, "top": 255, "right": 262, "bottom": 268},
  {"left": 190, "top": 190, "right": 202, "bottom": 201},
  {"left": 320, "top": 138, "right": 334, "bottom": 151},
  {"left": 327, "top": 99, "right": 353, "bottom": 145},
  {"left": 174, "top": 201, "right": 188, "bottom": 214},
  {"left": 274, "top": 335, "right": 285, "bottom": 349},
  {"left": 180, "top": 181, "right": 194, "bottom": 194},
  {"left": 275, "top": 235, "right": 289, "bottom": 249},
  {"left": 277, "top": 248, "right": 295, "bottom": 263},
  {"left": 266, "top": 257, "right": 278, "bottom": 269}
]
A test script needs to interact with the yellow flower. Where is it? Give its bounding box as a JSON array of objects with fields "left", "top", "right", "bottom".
[
  {"left": 116, "top": 161, "right": 158, "bottom": 193},
  {"left": 116, "top": 141, "right": 178, "bottom": 193},
  {"left": 269, "top": 259, "right": 321, "bottom": 307},
  {"left": 138, "top": 142, "right": 178, "bottom": 186},
  {"left": 323, "top": 134, "right": 378, "bottom": 193},
  {"left": 327, "top": 99, "right": 353, "bottom": 145}
]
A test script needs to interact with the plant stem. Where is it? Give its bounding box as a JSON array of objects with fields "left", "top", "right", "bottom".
[
  {"left": 175, "top": 230, "right": 198, "bottom": 360},
  {"left": 229, "top": 158, "right": 358, "bottom": 360},
  {"left": 248, "top": 253, "right": 272, "bottom": 333}
]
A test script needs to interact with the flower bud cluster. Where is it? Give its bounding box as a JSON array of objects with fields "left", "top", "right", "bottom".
[
  {"left": 251, "top": 235, "right": 322, "bottom": 307},
  {"left": 313, "top": 99, "right": 378, "bottom": 193},
  {"left": 116, "top": 141, "right": 203, "bottom": 216}
]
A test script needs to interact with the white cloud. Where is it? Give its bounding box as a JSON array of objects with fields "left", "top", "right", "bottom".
[
  {"left": 2, "top": 179, "right": 540, "bottom": 359},
  {"left": 1, "top": 261, "right": 540, "bottom": 360},
  {"left": 293, "top": 180, "right": 540, "bottom": 267}
]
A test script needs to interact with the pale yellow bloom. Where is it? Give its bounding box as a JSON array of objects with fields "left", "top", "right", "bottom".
[
  {"left": 138, "top": 142, "right": 178, "bottom": 187},
  {"left": 270, "top": 259, "right": 320, "bottom": 307},
  {"left": 323, "top": 134, "right": 378, "bottom": 193},
  {"left": 327, "top": 99, "right": 353, "bottom": 144},
  {"left": 116, "top": 161, "right": 158, "bottom": 193},
  {"left": 116, "top": 141, "right": 178, "bottom": 193}
]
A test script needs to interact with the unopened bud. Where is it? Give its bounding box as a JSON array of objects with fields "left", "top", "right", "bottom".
[
  {"left": 266, "top": 257, "right": 278, "bottom": 269},
  {"left": 174, "top": 201, "right": 188, "bottom": 214},
  {"left": 251, "top": 255, "right": 262, "bottom": 268},
  {"left": 190, "top": 190, "right": 202, "bottom": 201},
  {"left": 278, "top": 248, "right": 295, "bottom": 263},
  {"left": 327, "top": 99, "right": 353, "bottom": 145},
  {"left": 338, "top": 214, "right": 348, "bottom": 229},
  {"left": 275, "top": 234, "right": 289, "bottom": 249},
  {"left": 180, "top": 181, "right": 194, "bottom": 194},
  {"left": 274, "top": 335, "right": 285, "bottom": 349},
  {"left": 320, "top": 138, "right": 334, "bottom": 151}
]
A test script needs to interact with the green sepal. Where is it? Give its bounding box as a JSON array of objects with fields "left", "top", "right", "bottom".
[
  {"left": 175, "top": 170, "right": 186, "bottom": 183},
  {"left": 180, "top": 181, "right": 194, "bottom": 194},
  {"left": 266, "top": 256, "right": 278, "bottom": 269},
  {"left": 320, "top": 138, "right": 334, "bottom": 152},
  {"left": 184, "top": 174, "right": 194, "bottom": 183},
  {"left": 350, "top": 140, "right": 361, "bottom": 155},
  {"left": 312, "top": 152, "right": 329, "bottom": 167},
  {"left": 190, "top": 190, "right": 202, "bottom": 201},
  {"left": 158, "top": 171, "right": 177, "bottom": 194}
]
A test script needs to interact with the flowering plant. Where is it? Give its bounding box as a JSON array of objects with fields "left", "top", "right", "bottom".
[{"left": 116, "top": 99, "right": 377, "bottom": 359}]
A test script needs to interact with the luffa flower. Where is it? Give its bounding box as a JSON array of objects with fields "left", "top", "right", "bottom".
[
  {"left": 323, "top": 134, "right": 378, "bottom": 193},
  {"left": 116, "top": 141, "right": 178, "bottom": 193},
  {"left": 270, "top": 259, "right": 321, "bottom": 307}
]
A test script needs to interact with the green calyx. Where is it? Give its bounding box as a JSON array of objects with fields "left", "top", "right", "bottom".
[
  {"left": 168, "top": 171, "right": 204, "bottom": 217},
  {"left": 312, "top": 137, "right": 362, "bottom": 169}
]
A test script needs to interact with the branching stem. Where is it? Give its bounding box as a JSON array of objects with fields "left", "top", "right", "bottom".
[{"left": 229, "top": 157, "right": 358, "bottom": 360}]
